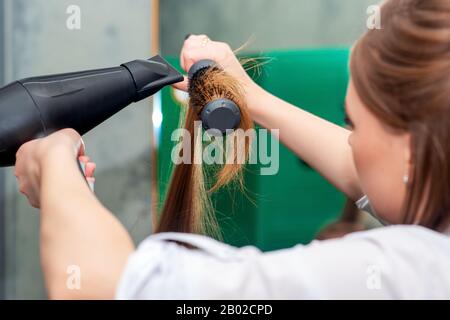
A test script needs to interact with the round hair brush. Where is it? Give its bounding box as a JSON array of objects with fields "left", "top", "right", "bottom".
[{"left": 188, "top": 59, "right": 242, "bottom": 135}]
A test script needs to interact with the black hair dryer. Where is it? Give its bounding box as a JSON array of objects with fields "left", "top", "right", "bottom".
[{"left": 0, "top": 55, "right": 183, "bottom": 167}]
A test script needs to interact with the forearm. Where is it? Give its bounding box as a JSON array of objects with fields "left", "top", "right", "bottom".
[
  {"left": 39, "top": 147, "right": 134, "bottom": 299},
  {"left": 246, "top": 83, "right": 363, "bottom": 200}
]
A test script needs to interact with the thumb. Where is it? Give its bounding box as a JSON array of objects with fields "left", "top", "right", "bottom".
[{"left": 172, "top": 76, "right": 189, "bottom": 92}]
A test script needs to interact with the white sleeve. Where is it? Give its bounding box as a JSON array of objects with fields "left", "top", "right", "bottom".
[{"left": 114, "top": 229, "right": 420, "bottom": 300}]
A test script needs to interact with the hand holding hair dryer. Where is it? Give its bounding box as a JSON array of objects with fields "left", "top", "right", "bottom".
[{"left": 0, "top": 55, "right": 183, "bottom": 166}]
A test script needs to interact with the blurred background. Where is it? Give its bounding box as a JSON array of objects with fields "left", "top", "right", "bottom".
[{"left": 0, "top": 0, "right": 375, "bottom": 299}]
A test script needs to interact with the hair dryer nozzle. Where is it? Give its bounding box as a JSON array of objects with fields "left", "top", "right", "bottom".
[{"left": 122, "top": 55, "right": 184, "bottom": 101}]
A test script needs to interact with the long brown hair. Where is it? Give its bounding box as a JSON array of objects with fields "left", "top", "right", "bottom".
[
  {"left": 156, "top": 64, "right": 254, "bottom": 237},
  {"left": 350, "top": 0, "right": 450, "bottom": 229}
]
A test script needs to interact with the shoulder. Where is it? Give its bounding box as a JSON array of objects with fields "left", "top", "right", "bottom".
[
  {"left": 342, "top": 224, "right": 450, "bottom": 252},
  {"left": 328, "top": 224, "right": 450, "bottom": 272},
  {"left": 283, "top": 225, "right": 450, "bottom": 298},
  {"left": 116, "top": 226, "right": 450, "bottom": 299}
]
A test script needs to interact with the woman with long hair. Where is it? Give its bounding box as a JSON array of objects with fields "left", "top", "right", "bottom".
[{"left": 15, "top": 0, "right": 450, "bottom": 298}]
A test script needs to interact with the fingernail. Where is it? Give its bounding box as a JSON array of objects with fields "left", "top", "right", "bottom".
[
  {"left": 85, "top": 162, "right": 96, "bottom": 178},
  {"left": 79, "top": 155, "right": 89, "bottom": 163}
]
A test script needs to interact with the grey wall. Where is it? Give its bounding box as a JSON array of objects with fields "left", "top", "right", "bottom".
[
  {"left": 161, "top": 0, "right": 376, "bottom": 55},
  {"left": 1, "top": 0, "right": 153, "bottom": 299}
]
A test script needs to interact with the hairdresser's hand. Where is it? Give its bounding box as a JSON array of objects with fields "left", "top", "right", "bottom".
[
  {"left": 174, "top": 34, "right": 256, "bottom": 92},
  {"left": 14, "top": 128, "right": 87, "bottom": 208}
]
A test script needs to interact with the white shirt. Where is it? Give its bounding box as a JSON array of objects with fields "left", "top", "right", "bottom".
[{"left": 116, "top": 224, "right": 450, "bottom": 299}]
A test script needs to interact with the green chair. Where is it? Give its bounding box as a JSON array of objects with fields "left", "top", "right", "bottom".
[{"left": 158, "top": 49, "right": 349, "bottom": 251}]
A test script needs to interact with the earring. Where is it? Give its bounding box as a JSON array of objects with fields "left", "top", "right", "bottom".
[{"left": 403, "top": 173, "right": 409, "bottom": 185}]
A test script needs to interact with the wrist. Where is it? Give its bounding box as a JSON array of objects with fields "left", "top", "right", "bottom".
[{"left": 244, "top": 81, "right": 269, "bottom": 121}]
